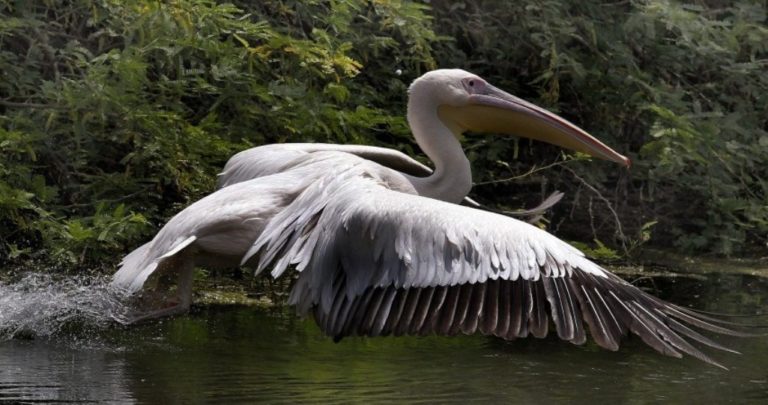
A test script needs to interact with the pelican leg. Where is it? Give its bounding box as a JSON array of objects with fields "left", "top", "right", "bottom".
[
  {"left": 123, "top": 301, "right": 189, "bottom": 324},
  {"left": 124, "top": 256, "right": 195, "bottom": 324}
]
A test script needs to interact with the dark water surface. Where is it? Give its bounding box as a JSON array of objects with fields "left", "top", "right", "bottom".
[{"left": 1, "top": 271, "right": 767, "bottom": 404}]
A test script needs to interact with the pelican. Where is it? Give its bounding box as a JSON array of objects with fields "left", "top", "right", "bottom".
[{"left": 113, "top": 69, "right": 744, "bottom": 368}]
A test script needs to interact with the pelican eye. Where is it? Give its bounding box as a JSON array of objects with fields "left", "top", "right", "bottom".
[{"left": 463, "top": 77, "right": 485, "bottom": 94}]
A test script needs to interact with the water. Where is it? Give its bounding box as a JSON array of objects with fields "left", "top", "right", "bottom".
[
  {"left": 1, "top": 270, "right": 767, "bottom": 403},
  {"left": 0, "top": 273, "right": 131, "bottom": 339}
]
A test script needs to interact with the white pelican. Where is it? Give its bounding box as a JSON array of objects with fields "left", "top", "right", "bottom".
[{"left": 113, "top": 69, "right": 744, "bottom": 368}]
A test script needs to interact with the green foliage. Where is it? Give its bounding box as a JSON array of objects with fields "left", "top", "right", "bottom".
[
  {"left": 0, "top": 0, "right": 438, "bottom": 270},
  {"left": 569, "top": 239, "right": 621, "bottom": 261},
  {"left": 0, "top": 0, "right": 766, "bottom": 273},
  {"left": 432, "top": 0, "right": 768, "bottom": 255},
  {"left": 631, "top": 2, "right": 768, "bottom": 254}
]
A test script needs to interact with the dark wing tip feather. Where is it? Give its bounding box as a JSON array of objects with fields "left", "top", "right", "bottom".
[
  {"left": 310, "top": 265, "right": 756, "bottom": 368},
  {"left": 664, "top": 305, "right": 768, "bottom": 334}
]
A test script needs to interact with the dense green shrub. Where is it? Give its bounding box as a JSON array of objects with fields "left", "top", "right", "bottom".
[
  {"left": 0, "top": 0, "right": 765, "bottom": 272},
  {"left": 432, "top": 0, "right": 767, "bottom": 255},
  {"left": 0, "top": 0, "right": 438, "bottom": 270}
]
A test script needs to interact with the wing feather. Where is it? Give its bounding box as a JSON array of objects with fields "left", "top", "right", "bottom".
[
  {"left": 507, "top": 279, "right": 524, "bottom": 339},
  {"left": 480, "top": 279, "right": 500, "bottom": 335},
  {"left": 410, "top": 287, "right": 436, "bottom": 335},
  {"left": 449, "top": 283, "right": 474, "bottom": 336},
  {"left": 529, "top": 280, "right": 549, "bottom": 338},
  {"left": 395, "top": 288, "right": 422, "bottom": 337},
  {"left": 316, "top": 280, "right": 742, "bottom": 370},
  {"left": 360, "top": 287, "right": 386, "bottom": 336},
  {"left": 462, "top": 282, "right": 486, "bottom": 334},
  {"left": 382, "top": 287, "right": 409, "bottom": 336},
  {"left": 495, "top": 279, "right": 512, "bottom": 337},
  {"left": 436, "top": 284, "right": 461, "bottom": 335},
  {"left": 372, "top": 286, "right": 398, "bottom": 336},
  {"left": 575, "top": 280, "right": 619, "bottom": 351},
  {"left": 422, "top": 286, "right": 449, "bottom": 335}
]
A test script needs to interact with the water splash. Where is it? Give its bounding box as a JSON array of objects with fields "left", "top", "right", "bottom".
[{"left": 0, "top": 273, "right": 132, "bottom": 340}]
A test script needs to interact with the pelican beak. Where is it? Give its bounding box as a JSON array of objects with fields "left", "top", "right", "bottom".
[{"left": 439, "top": 85, "right": 631, "bottom": 167}]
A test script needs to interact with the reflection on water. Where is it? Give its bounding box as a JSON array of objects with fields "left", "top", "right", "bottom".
[{"left": 0, "top": 271, "right": 767, "bottom": 403}]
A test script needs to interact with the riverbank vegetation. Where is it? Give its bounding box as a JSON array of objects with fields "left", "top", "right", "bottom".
[{"left": 1, "top": 0, "right": 766, "bottom": 273}]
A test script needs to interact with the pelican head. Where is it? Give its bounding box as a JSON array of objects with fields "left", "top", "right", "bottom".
[{"left": 409, "top": 69, "right": 631, "bottom": 167}]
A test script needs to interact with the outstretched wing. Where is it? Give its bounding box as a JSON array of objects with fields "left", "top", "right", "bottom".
[
  {"left": 215, "top": 143, "right": 504, "bottom": 214},
  {"left": 247, "top": 162, "right": 742, "bottom": 368},
  {"left": 217, "top": 143, "right": 434, "bottom": 189}
]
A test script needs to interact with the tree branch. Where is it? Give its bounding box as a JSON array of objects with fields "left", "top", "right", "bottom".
[
  {"left": 474, "top": 158, "right": 571, "bottom": 186},
  {"left": 563, "top": 166, "right": 628, "bottom": 253}
]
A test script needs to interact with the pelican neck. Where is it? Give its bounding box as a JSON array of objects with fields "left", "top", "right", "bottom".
[{"left": 404, "top": 99, "right": 472, "bottom": 204}]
